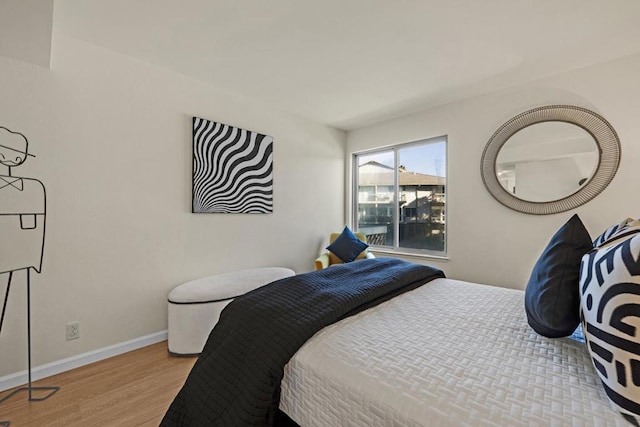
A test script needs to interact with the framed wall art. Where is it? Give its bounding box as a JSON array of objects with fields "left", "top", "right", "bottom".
[{"left": 192, "top": 117, "right": 273, "bottom": 214}]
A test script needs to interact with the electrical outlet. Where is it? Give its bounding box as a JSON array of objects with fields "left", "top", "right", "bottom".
[{"left": 66, "top": 322, "right": 80, "bottom": 341}]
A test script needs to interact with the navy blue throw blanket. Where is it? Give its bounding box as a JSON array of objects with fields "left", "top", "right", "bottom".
[{"left": 161, "top": 258, "right": 445, "bottom": 426}]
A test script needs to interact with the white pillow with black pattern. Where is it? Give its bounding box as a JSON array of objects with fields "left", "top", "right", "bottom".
[
  {"left": 580, "top": 219, "right": 640, "bottom": 422},
  {"left": 592, "top": 217, "right": 635, "bottom": 247}
]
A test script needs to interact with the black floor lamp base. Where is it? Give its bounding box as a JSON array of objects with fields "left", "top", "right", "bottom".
[
  {"left": 0, "top": 270, "right": 60, "bottom": 427},
  {"left": 0, "top": 385, "right": 60, "bottom": 404},
  {"left": 0, "top": 385, "right": 59, "bottom": 427}
]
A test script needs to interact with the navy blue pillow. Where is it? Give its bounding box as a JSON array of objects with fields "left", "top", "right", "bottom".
[
  {"left": 525, "top": 214, "right": 593, "bottom": 338},
  {"left": 326, "top": 226, "right": 369, "bottom": 263}
]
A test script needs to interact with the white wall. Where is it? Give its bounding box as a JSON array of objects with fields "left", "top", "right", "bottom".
[
  {"left": 348, "top": 53, "right": 640, "bottom": 289},
  {"left": 0, "top": 0, "right": 53, "bottom": 68},
  {"left": 514, "top": 157, "right": 580, "bottom": 202},
  {"left": 0, "top": 35, "right": 345, "bottom": 377}
]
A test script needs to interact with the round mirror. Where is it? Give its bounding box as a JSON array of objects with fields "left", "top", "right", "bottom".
[
  {"left": 481, "top": 105, "right": 620, "bottom": 215},
  {"left": 496, "top": 122, "right": 599, "bottom": 202}
]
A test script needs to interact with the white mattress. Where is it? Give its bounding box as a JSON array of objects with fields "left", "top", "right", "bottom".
[{"left": 280, "top": 278, "right": 626, "bottom": 426}]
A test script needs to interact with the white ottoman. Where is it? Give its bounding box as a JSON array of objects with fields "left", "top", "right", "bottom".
[{"left": 168, "top": 267, "right": 295, "bottom": 355}]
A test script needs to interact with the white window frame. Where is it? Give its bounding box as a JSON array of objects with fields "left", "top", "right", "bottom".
[{"left": 352, "top": 135, "right": 447, "bottom": 258}]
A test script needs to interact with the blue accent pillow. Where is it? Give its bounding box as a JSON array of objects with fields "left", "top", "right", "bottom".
[
  {"left": 525, "top": 214, "right": 593, "bottom": 338},
  {"left": 326, "top": 227, "right": 369, "bottom": 263}
]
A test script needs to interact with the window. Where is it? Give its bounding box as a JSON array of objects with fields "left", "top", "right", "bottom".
[{"left": 353, "top": 136, "right": 447, "bottom": 256}]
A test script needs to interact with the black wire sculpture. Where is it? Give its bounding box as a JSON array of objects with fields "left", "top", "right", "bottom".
[{"left": 0, "top": 126, "right": 59, "bottom": 426}]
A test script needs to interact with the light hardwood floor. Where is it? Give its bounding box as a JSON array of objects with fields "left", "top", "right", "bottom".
[{"left": 0, "top": 342, "right": 196, "bottom": 426}]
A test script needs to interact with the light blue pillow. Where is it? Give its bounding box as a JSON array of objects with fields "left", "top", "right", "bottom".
[{"left": 326, "top": 226, "right": 369, "bottom": 263}]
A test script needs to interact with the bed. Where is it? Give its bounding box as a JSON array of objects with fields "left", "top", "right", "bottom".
[
  {"left": 161, "top": 256, "right": 632, "bottom": 426},
  {"left": 279, "top": 277, "right": 626, "bottom": 426}
]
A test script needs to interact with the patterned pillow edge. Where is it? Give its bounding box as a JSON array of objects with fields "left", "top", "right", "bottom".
[
  {"left": 593, "top": 217, "right": 636, "bottom": 247},
  {"left": 580, "top": 220, "right": 640, "bottom": 421}
]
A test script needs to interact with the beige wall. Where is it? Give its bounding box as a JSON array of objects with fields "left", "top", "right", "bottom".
[
  {"left": 3, "top": 32, "right": 639, "bottom": 382},
  {"left": 348, "top": 53, "right": 640, "bottom": 289},
  {"left": 0, "top": 35, "right": 345, "bottom": 377}
]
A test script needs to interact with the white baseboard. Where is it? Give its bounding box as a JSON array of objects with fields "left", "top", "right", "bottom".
[{"left": 0, "top": 330, "right": 168, "bottom": 392}]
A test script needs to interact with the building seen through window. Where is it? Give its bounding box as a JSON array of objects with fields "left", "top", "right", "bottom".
[{"left": 354, "top": 137, "right": 446, "bottom": 255}]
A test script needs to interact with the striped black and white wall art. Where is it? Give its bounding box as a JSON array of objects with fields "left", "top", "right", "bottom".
[{"left": 192, "top": 117, "right": 273, "bottom": 214}]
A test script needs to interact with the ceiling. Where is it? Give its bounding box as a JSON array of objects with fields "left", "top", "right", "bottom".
[{"left": 30, "top": 1, "right": 640, "bottom": 129}]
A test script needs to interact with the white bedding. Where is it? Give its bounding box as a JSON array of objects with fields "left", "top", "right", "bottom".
[{"left": 280, "top": 278, "right": 626, "bottom": 426}]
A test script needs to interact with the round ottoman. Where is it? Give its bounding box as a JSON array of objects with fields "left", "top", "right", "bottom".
[{"left": 168, "top": 267, "right": 296, "bottom": 355}]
